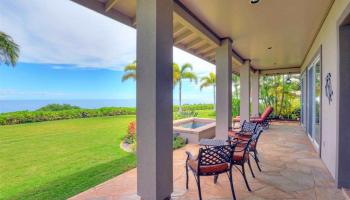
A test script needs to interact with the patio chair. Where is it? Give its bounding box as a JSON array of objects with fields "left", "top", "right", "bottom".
[
  {"left": 228, "top": 120, "right": 258, "bottom": 140},
  {"left": 229, "top": 126, "right": 263, "bottom": 191},
  {"left": 233, "top": 106, "right": 274, "bottom": 129},
  {"left": 233, "top": 126, "right": 264, "bottom": 173},
  {"left": 185, "top": 145, "right": 236, "bottom": 200}
]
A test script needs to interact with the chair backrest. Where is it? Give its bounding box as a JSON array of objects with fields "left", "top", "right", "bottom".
[
  {"left": 260, "top": 106, "right": 274, "bottom": 120},
  {"left": 198, "top": 145, "right": 234, "bottom": 168},
  {"left": 253, "top": 125, "right": 264, "bottom": 142},
  {"left": 241, "top": 120, "right": 258, "bottom": 133}
]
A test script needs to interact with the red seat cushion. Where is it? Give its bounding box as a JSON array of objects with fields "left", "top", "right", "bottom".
[
  {"left": 188, "top": 160, "right": 229, "bottom": 174},
  {"left": 233, "top": 147, "right": 249, "bottom": 161}
]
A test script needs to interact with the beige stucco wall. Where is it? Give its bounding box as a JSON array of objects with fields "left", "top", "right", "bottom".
[{"left": 301, "top": 0, "right": 350, "bottom": 178}]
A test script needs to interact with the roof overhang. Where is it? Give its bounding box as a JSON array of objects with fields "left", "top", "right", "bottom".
[{"left": 71, "top": 0, "right": 334, "bottom": 75}]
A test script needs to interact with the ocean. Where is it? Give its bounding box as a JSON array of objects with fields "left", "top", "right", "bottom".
[{"left": 0, "top": 99, "right": 211, "bottom": 113}]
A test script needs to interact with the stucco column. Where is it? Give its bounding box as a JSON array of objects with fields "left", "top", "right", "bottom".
[
  {"left": 240, "top": 60, "right": 251, "bottom": 125},
  {"left": 136, "top": 0, "right": 173, "bottom": 199},
  {"left": 215, "top": 38, "right": 233, "bottom": 139},
  {"left": 251, "top": 71, "right": 260, "bottom": 117}
]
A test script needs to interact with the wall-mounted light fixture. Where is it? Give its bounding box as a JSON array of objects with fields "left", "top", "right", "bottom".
[{"left": 250, "top": 0, "right": 260, "bottom": 4}]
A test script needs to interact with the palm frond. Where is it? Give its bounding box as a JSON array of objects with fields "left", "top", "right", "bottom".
[
  {"left": 0, "top": 31, "right": 20, "bottom": 67},
  {"left": 122, "top": 72, "right": 136, "bottom": 82},
  {"left": 200, "top": 82, "right": 212, "bottom": 90},
  {"left": 181, "top": 63, "right": 193, "bottom": 73},
  {"left": 182, "top": 71, "right": 198, "bottom": 83},
  {"left": 123, "top": 61, "right": 137, "bottom": 72}
]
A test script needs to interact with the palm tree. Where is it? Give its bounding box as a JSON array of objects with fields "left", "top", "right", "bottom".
[
  {"left": 122, "top": 61, "right": 179, "bottom": 83},
  {"left": 0, "top": 31, "right": 20, "bottom": 67},
  {"left": 173, "top": 63, "right": 198, "bottom": 112},
  {"left": 200, "top": 72, "right": 216, "bottom": 110},
  {"left": 121, "top": 61, "right": 136, "bottom": 82}
]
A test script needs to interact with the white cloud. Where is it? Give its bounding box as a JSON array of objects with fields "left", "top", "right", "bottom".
[
  {"left": 0, "top": 0, "right": 215, "bottom": 75},
  {"left": 0, "top": 0, "right": 136, "bottom": 69}
]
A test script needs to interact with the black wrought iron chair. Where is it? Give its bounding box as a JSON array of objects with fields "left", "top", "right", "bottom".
[
  {"left": 228, "top": 120, "right": 258, "bottom": 141},
  {"left": 233, "top": 125, "right": 264, "bottom": 173},
  {"left": 185, "top": 145, "right": 236, "bottom": 200},
  {"left": 229, "top": 127, "right": 263, "bottom": 191}
]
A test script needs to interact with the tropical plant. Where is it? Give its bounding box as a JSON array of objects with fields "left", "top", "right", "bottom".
[
  {"left": 121, "top": 61, "right": 137, "bottom": 82},
  {"left": 0, "top": 31, "right": 20, "bottom": 67},
  {"left": 173, "top": 63, "right": 198, "bottom": 112},
  {"left": 200, "top": 72, "right": 216, "bottom": 110},
  {"left": 260, "top": 74, "right": 300, "bottom": 119},
  {"left": 232, "top": 74, "right": 240, "bottom": 99}
]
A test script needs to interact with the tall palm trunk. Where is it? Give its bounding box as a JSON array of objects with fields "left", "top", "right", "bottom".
[
  {"left": 179, "top": 80, "right": 182, "bottom": 112},
  {"left": 213, "top": 85, "right": 216, "bottom": 111},
  {"left": 279, "top": 75, "right": 285, "bottom": 116},
  {"left": 274, "top": 76, "right": 278, "bottom": 111}
]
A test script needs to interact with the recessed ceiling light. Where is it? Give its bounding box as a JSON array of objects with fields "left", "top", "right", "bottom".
[{"left": 250, "top": 0, "right": 260, "bottom": 4}]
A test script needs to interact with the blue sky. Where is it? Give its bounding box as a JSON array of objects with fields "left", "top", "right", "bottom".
[{"left": 0, "top": 0, "right": 216, "bottom": 103}]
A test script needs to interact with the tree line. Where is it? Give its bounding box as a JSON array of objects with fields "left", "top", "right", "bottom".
[{"left": 122, "top": 61, "right": 301, "bottom": 119}]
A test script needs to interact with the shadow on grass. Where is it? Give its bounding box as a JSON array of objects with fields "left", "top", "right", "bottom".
[{"left": 10, "top": 154, "right": 136, "bottom": 200}]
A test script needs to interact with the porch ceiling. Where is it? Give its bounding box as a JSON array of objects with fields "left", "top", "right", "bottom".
[{"left": 72, "top": 0, "right": 334, "bottom": 74}]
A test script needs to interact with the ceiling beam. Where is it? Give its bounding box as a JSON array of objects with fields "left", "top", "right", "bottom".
[
  {"left": 199, "top": 47, "right": 215, "bottom": 57},
  {"left": 105, "top": 0, "right": 119, "bottom": 12},
  {"left": 173, "top": 23, "right": 185, "bottom": 35},
  {"left": 194, "top": 43, "right": 211, "bottom": 53},
  {"left": 174, "top": 30, "right": 193, "bottom": 45},
  {"left": 175, "top": 43, "right": 214, "bottom": 65},
  {"left": 173, "top": 0, "right": 220, "bottom": 46},
  {"left": 202, "top": 49, "right": 216, "bottom": 58},
  {"left": 71, "top": 0, "right": 133, "bottom": 27},
  {"left": 186, "top": 37, "right": 202, "bottom": 49}
]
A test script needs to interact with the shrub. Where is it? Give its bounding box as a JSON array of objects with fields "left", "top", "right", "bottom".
[
  {"left": 123, "top": 121, "right": 137, "bottom": 144},
  {"left": 173, "top": 104, "right": 213, "bottom": 111},
  {"left": 37, "top": 104, "right": 81, "bottom": 111},
  {"left": 0, "top": 107, "right": 136, "bottom": 126},
  {"left": 173, "top": 135, "right": 186, "bottom": 150}
]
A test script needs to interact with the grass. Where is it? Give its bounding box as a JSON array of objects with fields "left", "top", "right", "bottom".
[
  {"left": 0, "top": 110, "right": 213, "bottom": 200},
  {"left": 196, "top": 109, "right": 215, "bottom": 119},
  {"left": 0, "top": 116, "right": 136, "bottom": 200}
]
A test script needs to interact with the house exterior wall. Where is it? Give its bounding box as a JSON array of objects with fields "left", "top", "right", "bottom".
[{"left": 300, "top": 0, "right": 350, "bottom": 179}]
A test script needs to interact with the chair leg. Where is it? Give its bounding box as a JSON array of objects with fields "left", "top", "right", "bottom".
[
  {"left": 196, "top": 175, "right": 203, "bottom": 200},
  {"left": 242, "top": 164, "right": 252, "bottom": 192},
  {"left": 228, "top": 170, "right": 237, "bottom": 200},
  {"left": 214, "top": 175, "right": 219, "bottom": 184},
  {"left": 247, "top": 158, "right": 255, "bottom": 178},
  {"left": 254, "top": 150, "right": 262, "bottom": 172},
  {"left": 185, "top": 165, "right": 189, "bottom": 189}
]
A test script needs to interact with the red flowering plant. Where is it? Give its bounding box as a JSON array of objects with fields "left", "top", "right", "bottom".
[{"left": 123, "top": 121, "right": 136, "bottom": 144}]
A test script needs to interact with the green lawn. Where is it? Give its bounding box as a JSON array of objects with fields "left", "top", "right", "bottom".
[
  {"left": 0, "top": 116, "right": 136, "bottom": 200},
  {"left": 0, "top": 110, "right": 214, "bottom": 200}
]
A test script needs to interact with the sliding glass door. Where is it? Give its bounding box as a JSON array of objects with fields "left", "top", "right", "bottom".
[
  {"left": 306, "top": 56, "right": 321, "bottom": 149},
  {"left": 301, "top": 73, "right": 307, "bottom": 128}
]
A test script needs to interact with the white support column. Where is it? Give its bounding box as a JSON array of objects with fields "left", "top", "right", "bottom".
[
  {"left": 251, "top": 71, "right": 260, "bottom": 117},
  {"left": 136, "top": 0, "right": 173, "bottom": 199},
  {"left": 240, "top": 60, "right": 250, "bottom": 125},
  {"left": 215, "top": 39, "right": 232, "bottom": 139}
]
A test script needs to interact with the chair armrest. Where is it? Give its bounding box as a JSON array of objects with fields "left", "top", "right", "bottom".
[{"left": 185, "top": 151, "right": 197, "bottom": 161}]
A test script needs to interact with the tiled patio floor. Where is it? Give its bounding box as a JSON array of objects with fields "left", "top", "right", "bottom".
[{"left": 70, "top": 122, "right": 345, "bottom": 200}]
